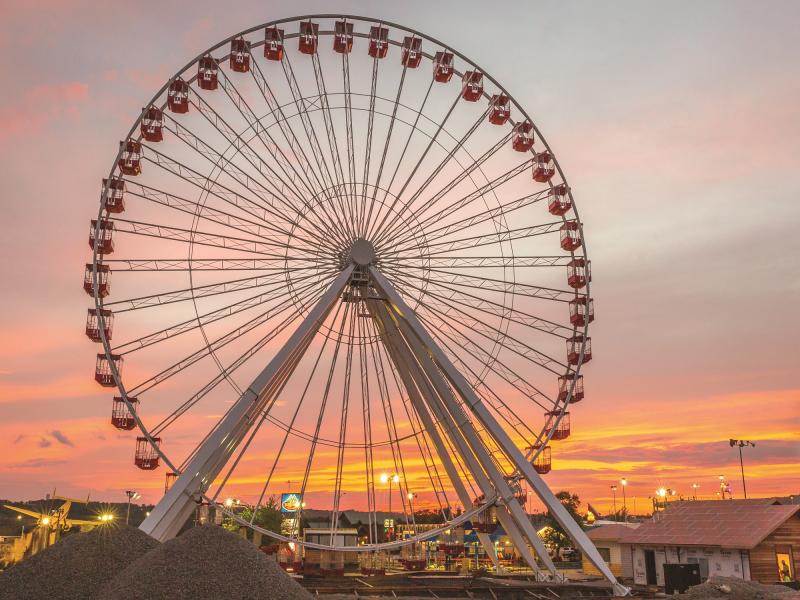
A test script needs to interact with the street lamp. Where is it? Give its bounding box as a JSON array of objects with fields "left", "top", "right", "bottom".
[
  {"left": 125, "top": 490, "right": 140, "bottom": 524},
  {"left": 691, "top": 484, "right": 699, "bottom": 500},
  {"left": 718, "top": 475, "right": 727, "bottom": 500},
  {"left": 380, "top": 473, "right": 400, "bottom": 513},
  {"left": 610, "top": 485, "right": 618, "bottom": 520},
  {"left": 729, "top": 439, "right": 755, "bottom": 499},
  {"left": 620, "top": 478, "right": 628, "bottom": 522}
]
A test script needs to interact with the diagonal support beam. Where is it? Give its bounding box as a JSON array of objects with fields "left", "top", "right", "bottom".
[
  {"left": 369, "top": 299, "right": 503, "bottom": 572},
  {"left": 140, "top": 266, "right": 354, "bottom": 541},
  {"left": 370, "top": 267, "right": 629, "bottom": 595}
]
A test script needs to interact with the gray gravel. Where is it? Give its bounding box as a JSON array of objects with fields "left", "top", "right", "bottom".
[
  {"left": 96, "top": 525, "right": 313, "bottom": 600},
  {"left": 680, "top": 577, "right": 800, "bottom": 600},
  {"left": 0, "top": 524, "right": 160, "bottom": 600}
]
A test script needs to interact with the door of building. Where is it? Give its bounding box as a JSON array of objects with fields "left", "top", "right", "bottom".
[{"left": 645, "top": 549, "right": 658, "bottom": 585}]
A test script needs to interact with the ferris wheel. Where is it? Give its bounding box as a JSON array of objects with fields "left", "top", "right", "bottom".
[{"left": 84, "top": 14, "right": 620, "bottom": 591}]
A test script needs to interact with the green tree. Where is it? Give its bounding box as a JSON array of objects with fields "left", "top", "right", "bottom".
[
  {"left": 542, "top": 491, "right": 583, "bottom": 558},
  {"left": 222, "top": 496, "right": 283, "bottom": 540}
]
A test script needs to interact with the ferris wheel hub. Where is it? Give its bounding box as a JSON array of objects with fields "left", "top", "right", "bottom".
[{"left": 349, "top": 238, "right": 377, "bottom": 266}]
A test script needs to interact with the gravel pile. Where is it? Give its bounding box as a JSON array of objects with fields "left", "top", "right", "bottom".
[
  {"left": 97, "top": 525, "right": 313, "bottom": 600},
  {"left": 680, "top": 577, "right": 800, "bottom": 600},
  {"left": 0, "top": 524, "right": 160, "bottom": 600}
]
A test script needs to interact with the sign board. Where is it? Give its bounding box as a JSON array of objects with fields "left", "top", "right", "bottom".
[{"left": 280, "top": 493, "right": 303, "bottom": 513}]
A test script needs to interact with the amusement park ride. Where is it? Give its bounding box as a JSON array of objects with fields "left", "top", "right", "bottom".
[{"left": 83, "top": 15, "right": 623, "bottom": 594}]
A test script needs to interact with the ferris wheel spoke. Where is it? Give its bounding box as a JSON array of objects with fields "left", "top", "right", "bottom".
[
  {"left": 105, "top": 271, "right": 299, "bottom": 313},
  {"left": 383, "top": 266, "right": 572, "bottom": 338},
  {"left": 123, "top": 179, "right": 320, "bottom": 251},
  {"left": 370, "top": 91, "right": 462, "bottom": 248},
  {"left": 112, "top": 269, "right": 331, "bottom": 355},
  {"left": 376, "top": 336, "right": 452, "bottom": 516},
  {"left": 141, "top": 145, "right": 314, "bottom": 242},
  {"left": 364, "top": 78, "right": 434, "bottom": 242},
  {"left": 386, "top": 270, "right": 565, "bottom": 374},
  {"left": 153, "top": 295, "right": 344, "bottom": 440},
  {"left": 364, "top": 69, "right": 408, "bottom": 243},
  {"left": 185, "top": 95, "right": 347, "bottom": 249},
  {"left": 127, "top": 277, "right": 329, "bottom": 396},
  {"left": 374, "top": 108, "right": 496, "bottom": 249},
  {"left": 311, "top": 53, "right": 348, "bottom": 192},
  {"left": 215, "top": 66, "right": 354, "bottom": 249},
  {"left": 101, "top": 257, "right": 325, "bottom": 272},
  {"left": 356, "top": 54, "right": 381, "bottom": 239},
  {"left": 385, "top": 220, "right": 563, "bottom": 258},
  {"left": 109, "top": 216, "right": 324, "bottom": 260},
  {"left": 298, "top": 301, "right": 353, "bottom": 518},
  {"left": 413, "top": 308, "right": 554, "bottom": 412},
  {"left": 159, "top": 118, "right": 344, "bottom": 250},
  {"left": 384, "top": 158, "right": 535, "bottom": 253}
]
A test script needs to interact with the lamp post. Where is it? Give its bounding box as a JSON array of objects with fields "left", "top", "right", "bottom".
[
  {"left": 610, "top": 485, "right": 618, "bottom": 520},
  {"left": 691, "top": 483, "right": 699, "bottom": 500},
  {"left": 729, "top": 439, "right": 755, "bottom": 499},
  {"left": 718, "top": 475, "right": 727, "bottom": 500},
  {"left": 125, "top": 490, "right": 140, "bottom": 524},
  {"left": 620, "top": 478, "right": 628, "bottom": 522},
  {"left": 380, "top": 473, "right": 400, "bottom": 513}
]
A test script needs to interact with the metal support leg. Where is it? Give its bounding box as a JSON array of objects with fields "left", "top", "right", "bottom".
[
  {"left": 377, "top": 297, "right": 557, "bottom": 578},
  {"left": 371, "top": 267, "right": 628, "bottom": 594},
  {"left": 140, "top": 266, "right": 354, "bottom": 541},
  {"left": 371, "top": 301, "right": 502, "bottom": 571},
  {"left": 372, "top": 298, "right": 559, "bottom": 578}
]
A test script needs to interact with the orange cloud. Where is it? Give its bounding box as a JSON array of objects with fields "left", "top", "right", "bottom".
[{"left": 0, "top": 82, "right": 89, "bottom": 142}]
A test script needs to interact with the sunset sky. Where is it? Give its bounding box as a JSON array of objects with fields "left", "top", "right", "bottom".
[{"left": 0, "top": 0, "right": 798, "bottom": 516}]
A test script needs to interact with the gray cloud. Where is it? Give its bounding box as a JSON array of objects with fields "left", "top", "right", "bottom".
[{"left": 48, "top": 430, "right": 75, "bottom": 447}]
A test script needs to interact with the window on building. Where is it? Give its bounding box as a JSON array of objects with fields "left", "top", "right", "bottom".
[
  {"left": 597, "top": 547, "right": 611, "bottom": 562},
  {"left": 776, "top": 547, "right": 794, "bottom": 582}
]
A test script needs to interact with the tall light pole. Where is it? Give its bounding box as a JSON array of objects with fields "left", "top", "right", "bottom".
[
  {"left": 125, "top": 490, "right": 140, "bottom": 524},
  {"left": 380, "top": 473, "right": 400, "bottom": 513},
  {"left": 691, "top": 483, "right": 699, "bottom": 500},
  {"left": 610, "top": 485, "right": 618, "bottom": 520},
  {"left": 620, "top": 478, "right": 628, "bottom": 522},
  {"left": 729, "top": 439, "right": 755, "bottom": 499},
  {"left": 718, "top": 475, "right": 727, "bottom": 500}
]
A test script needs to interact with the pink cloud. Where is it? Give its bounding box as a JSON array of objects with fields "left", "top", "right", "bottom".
[{"left": 0, "top": 81, "right": 89, "bottom": 142}]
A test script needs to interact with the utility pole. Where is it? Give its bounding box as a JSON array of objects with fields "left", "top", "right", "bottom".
[
  {"left": 620, "top": 478, "right": 628, "bottom": 522},
  {"left": 729, "top": 439, "right": 755, "bottom": 499},
  {"left": 125, "top": 490, "right": 140, "bottom": 524},
  {"left": 610, "top": 485, "right": 618, "bottom": 520}
]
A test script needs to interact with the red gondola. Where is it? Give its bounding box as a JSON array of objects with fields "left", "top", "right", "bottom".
[
  {"left": 85, "top": 308, "right": 113, "bottom": 342},
  {"left": 462, "top": 71, "right": 483, "bottom": 101},
  {"left": 103, "top": 178, "right": 125, "bottom": 213},
  {"left": 567, "top": 258, "right": 591, "bottom": 289},
  {"left": 264, "top": 27, "right": 284, "bottom": 61},
  {"left": 488, "top": 94, "right": 510, "bottom": 125},
  {"left": 569, "top": 296, "right": 594, "bottom": 327},
  {"left": 531, "top": 444, "right": 552, "bottom": 474},
  {"left": 167, "top": 79, "right": 189, "bottom": 114},
  {"left": 471, "top": 496, "right": 498, "bottom": 533},
  {"left": 548, "top": 184, "right": 571, "bottom": 216},
  {"left": 117, "top": 140, "right": 141, "bottom": 176},
  {"left": 401, "top": 36, "right": 422, "bottom": 68},
  {"left": 567, "top": 335, "right": 592, "bottom": 365},
  {"left": 89, "top": 219, "right": 114, "bottom": 255},
  {"left": 544, "top": 411, "right": 571, "bottom": 441},
  {"left": 533, "top": 151, "right": 555, "bottom": 182},
  {"left": 299, "top": 21, "right": 319, "bottom": 55},
  {"left": 197, "top": 55, "right": 218, "bottom": 90},
  {"left": 557, "top": 373, "right": 584, "bottom": 403},
  {"left": 334, "top": 20, "right": 353, "bottom": 54},
  {"left": 95, "top": 353, "right": 122, "bottom": 387},
  {"left": 135, "top": 436, "right": 161, "bottom": 470},
  {"left": 433, "top": 51, "right": 454, "bottom": 82},
  {"left": 560, "top": 220, "right": 582, "bottom": 252},
  {"left": 84, "top": 263, "right": 110, "bottom": 297},
  {"left": 368, "top": 26, "right": 389, "bottom": 58},
  {"left": 111, "top": 396, "right": 138, "bottom": 430},
  {"left": 165, "top": 471, "right": 178, "bottom": 493},
  {"left": 140, "top": 107, "right": 163, "bottom": 142},
  {"left": 229, "top": 37, "right": 250, "bottom": 72},
  {"left": 512, "top": 120, "right": 534, "bottom": 152}
]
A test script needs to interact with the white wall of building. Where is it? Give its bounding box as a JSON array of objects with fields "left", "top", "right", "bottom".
[{"left": 631, "top": 545, "right": 751, "bottom": 586}]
